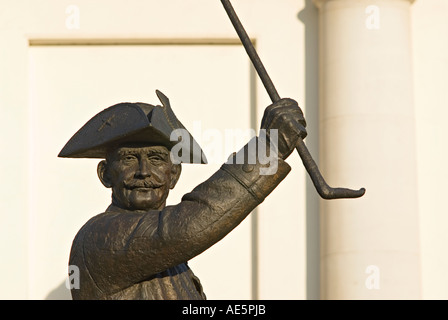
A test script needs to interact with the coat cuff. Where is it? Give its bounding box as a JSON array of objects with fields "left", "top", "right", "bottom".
[{"left": 220, "top": 137, "right": 291, "bottom": 203}]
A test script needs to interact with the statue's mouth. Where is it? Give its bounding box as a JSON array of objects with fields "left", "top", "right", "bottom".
[{"left": 131, "top": 187, "right": 158, "bottom": 192}]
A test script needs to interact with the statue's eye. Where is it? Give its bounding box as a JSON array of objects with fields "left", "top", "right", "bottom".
[
  {"left": 123, "top": 155, "right": 137, "bottom": 161},
  {"left": 149, "top": 151, "right": 170, "bottom": 162},
  {"left": 148, "top": 155, "right": 164, "bottom": 163}
]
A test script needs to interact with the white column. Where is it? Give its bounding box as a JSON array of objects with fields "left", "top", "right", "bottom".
[
  {"left": 413, "top": 0, "right": 448, "bottom": 299},
  {"left": 314, "top": 0, "right": 420, "bottom": 299}
]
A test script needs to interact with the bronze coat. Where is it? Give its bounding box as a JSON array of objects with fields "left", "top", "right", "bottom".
[{"left": 69, "top": 147, "right": 291, "bottom": 300}]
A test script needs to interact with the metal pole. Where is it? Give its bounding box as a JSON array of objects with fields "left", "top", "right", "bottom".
[{"left": 220, "top": 0, "right": 365, "bottom": 199}]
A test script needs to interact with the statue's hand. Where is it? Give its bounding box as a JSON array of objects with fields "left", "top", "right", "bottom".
[{"left": 260, "top": 98, "right": 307, "bottom": 160}]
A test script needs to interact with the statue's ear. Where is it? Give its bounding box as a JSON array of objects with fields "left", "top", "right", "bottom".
[
  {"left": 169, "top": 164, "right": 182, "bottom": 189},
  {"left": 97, "top": 160, "right": 113, "bottom": 188}
]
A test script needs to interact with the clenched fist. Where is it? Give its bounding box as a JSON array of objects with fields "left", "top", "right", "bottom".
[{"left": 260, "top": 98, "right": 307, "bottom": 160}]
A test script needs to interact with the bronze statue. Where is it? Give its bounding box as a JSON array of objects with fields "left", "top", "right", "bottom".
[
  {"left": 59, "top": 0, "right": 364, "bottom": 300},
  {"left": 59, "top": 90, "right": 307, "bottom": 299}
]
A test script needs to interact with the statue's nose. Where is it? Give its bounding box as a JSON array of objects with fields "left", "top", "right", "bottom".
[{"left": 135, "top": 159, "right": 151, "bottom": 178}]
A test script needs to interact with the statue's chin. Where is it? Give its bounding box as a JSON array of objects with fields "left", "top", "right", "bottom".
[{"left": 116, "top": 188, "right": 166, "bottom": 211}]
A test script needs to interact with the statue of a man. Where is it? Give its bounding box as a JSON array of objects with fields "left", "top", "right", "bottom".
[{"left": 59, "top": 90, "right": 306, "bottom": 300}]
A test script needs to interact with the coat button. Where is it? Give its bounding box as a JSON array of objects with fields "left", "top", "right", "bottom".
[{"left": 242, "top": 163, "right": 254, "bottom": 173}]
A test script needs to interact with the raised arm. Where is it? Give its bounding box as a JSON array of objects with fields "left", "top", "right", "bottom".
[{"left": 76, "top": 98, "right": 306, "bottom": 296}]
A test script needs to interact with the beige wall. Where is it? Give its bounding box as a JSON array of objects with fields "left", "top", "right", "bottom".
[{"left": 412, "top": 0, "right": 448, "bottom": 300}]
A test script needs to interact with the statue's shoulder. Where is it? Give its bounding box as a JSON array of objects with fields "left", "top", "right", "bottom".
[
  {"left": 73, "top": 208, "right": 156, "bottom": 250},
  {"left": 70, "top": 211, "right": 108, "bottom": 248}
]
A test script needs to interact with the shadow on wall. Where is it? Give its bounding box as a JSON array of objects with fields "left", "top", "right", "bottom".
[
  {"left": 297, "top": 0, "right": 320, "bottom": 300},
  {"left": 46, "top": 280, "right": 72, "bottom": 300}
]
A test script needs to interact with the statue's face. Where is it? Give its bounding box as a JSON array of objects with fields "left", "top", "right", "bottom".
[{"left": 99, "top": 144, "right": 181, "bottom": 211}]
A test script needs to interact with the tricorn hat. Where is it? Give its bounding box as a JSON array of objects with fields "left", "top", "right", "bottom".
[{"left": 58, "top": 90, "right": 207, "bottom": 164}]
